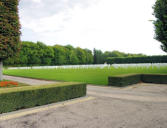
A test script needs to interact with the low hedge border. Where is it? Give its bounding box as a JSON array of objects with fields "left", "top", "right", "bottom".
[
  {"left": 108, "top": 74, "right": 167, "bottom": 87},
  {"left": 141, "top": 74, "right": 167, "bottom": 84},
  {"left": 108, "top": 74, "right": 141, "bottom": 87},
  {"left": 0, "top": 82, "right": 86, "bottom": 114}
]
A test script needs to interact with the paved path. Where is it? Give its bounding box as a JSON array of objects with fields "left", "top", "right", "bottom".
[
  {"left": 87, "top": 84, "right": 167, "bottom": 102},
  {"left": 1, "top": 76, "right": 167, "bottom": 128},
  {"left": 4, "top": 75, "right": 167, "bottom": 102},
  {"left": 4, "top": 75, "right": 58, "bottom": 85}
]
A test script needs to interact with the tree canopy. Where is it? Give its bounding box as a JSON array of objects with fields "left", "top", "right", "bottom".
[
  {"left": 4, "top": 41, "right": 146, "bottom": 66},
  {"left": 0, "top": 0, "right": 21, "bottom": 61},
  {"left": 153, "top": 0, "right": 167, "bottom": 52}
]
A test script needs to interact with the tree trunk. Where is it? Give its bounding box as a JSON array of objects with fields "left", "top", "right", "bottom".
[{"left": 0, "top": 61, "right": 3, "bottom": 81}]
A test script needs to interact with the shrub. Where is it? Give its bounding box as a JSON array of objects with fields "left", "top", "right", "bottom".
[
  {"left": 141, "top": 74, "right": 167, "bottom": 84},
  {"left": 0, "top": 82, "right": 86, "bottom": 113},
  {"left": 108, "top": 74, "right": 167, "bottom": 86},
  {"left": 108, "top": 74, "right": 141, "bottom": 87}
]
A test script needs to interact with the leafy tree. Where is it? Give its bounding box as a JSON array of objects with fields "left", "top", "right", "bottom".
[
  {"left": 69, "top": 50, "right": 79, "bottom": 64},
  {"left": 37, "top": 42, "right": 54, "bottom": 65},
  {"left": 3, "top": 41, "right": 147, "bottom": 66},
  {"left": 75, "top": 47, "right": 86, "bottom": 64},
  {"left": 104, "top": 51, "right": 124, "bottom": 60},
  {"left": 0, "top": 0, "right": 21, "bottom": 80},
  {"left": 93, "top": 49, "right": 104, "bottom": 64},
  {"left": 53, "top": 45, "right": 67, "bottom": 65},
  {"left": 65, "top": 45, "right": 74, "bottom": 51},
  {"left": 20, "top": 41, "right": 41, "bottom": 65},
  {"left": 84, "top": 49, "right": 93, "bottom": 64},
  {"left": 153, "top": 0, "right": 167, "bottom": 52}
]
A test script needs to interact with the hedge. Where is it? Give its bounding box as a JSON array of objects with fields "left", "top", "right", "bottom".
[
  {"left": 0, "top": 82, "right": 86, "bottom": 113},
  {"left": 107, "top": 56, "right": 167, "bottom": 64},
  {"left": 108, "top": 74, "right": 141, "bottom": 87},
  {"left": 141, "top": 74, "right": 167, "bottom": 84},
  {"left": 108, "top": 74, "right": 167, "bottom": 87}
]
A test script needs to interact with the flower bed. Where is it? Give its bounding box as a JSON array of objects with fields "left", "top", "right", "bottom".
[{"left": 0, "top": 81, "right": 18, "bottom": 87}]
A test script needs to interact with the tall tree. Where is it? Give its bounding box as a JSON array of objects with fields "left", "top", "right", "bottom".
[
  {"left": 53, "top": 45, "right": 67, "bottom": 65},
  {"left": 69, "top": 50, "right": 79, "bottom": 64},
  {"left": 153, "top": 0, "right": 167, "bottom": 52},
  {"left": 84, "top": 49, "right": 93, "bottom": 64},
  {"left": 76, "top": 47, "right": 86, "bottom": 64},
  {"left": 37, "top": 42, "right": 54, "bottom": 65},
  {"left": 93, "top": 49, "right": 104, "bottom": 64},
  {"left": 0, "top": 0, "right": 21, "bottom": 80}
]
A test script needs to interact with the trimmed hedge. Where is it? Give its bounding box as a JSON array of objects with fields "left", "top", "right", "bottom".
[
  {"left": 108, "top": 74, "right": 141, "bottom": 87},
  {"left": 0, "top": 82, "right": 86, "bottom": 113},
  {"left": 141, "top": 74, "right": 167, "bottom": 84},
  {"left": 108, "top": 74, "right": 167, "bottom": 87},
  {"left": 107, "top": 56, "right": 167, "bottom": 64}
]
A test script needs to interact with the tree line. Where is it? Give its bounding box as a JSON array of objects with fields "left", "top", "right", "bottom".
[
  {"left": 107, "top": 56, "right": 167, "bottom": 64},
  {"left": 3, "top": 41, "right": 147, "bottom": 66}
]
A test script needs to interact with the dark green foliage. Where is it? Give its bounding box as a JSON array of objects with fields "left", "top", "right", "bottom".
[
  {"left": 93, "top": 49, "right": 104, "bottom": 64},
  {"left": 153, "top": 0, "right": 167, "bottom": 52},
  {"left": 108, "top": 74, "right": 141, "bottom": 87},
  {"left": 0, "top": 0, "right": 21, "bottom": 61},
  {"left": 104, "top": 51, "right": 146, "bottom": 61},
  {"left": 0, "top": 82, "right": 86, "bottom": 113},
  {"left": 107, "top": 56, "right": 167, "bottom": 64},
  {"left": 108, "top": 74, "right": 167, "bottom": 86},
  {"left": 69, "top": 50, "right": 79, "bottom": 64},
  {"left": 93, "top": 49, "right": 146, "bottom": 64},
  {"left": 4, "top": 42, "right": 93, "bottom": 66},
  {"left": 52, "top": 45, "right": 67, "bottom": 65},
  {"left": 141, "top": 74, "right": 167, "bottom": 84},
  {"left": 3, "top": 41, "right": 147, "bottom": 66},
  {"left": 75, "top": 47, "right": 86, "bottom": 64}
]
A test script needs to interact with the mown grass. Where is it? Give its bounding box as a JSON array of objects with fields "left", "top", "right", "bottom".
[{"left": 4, "top": 66, "right": 167, "bottom": 85}]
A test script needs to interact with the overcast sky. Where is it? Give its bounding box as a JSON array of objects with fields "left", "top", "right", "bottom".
[{"left": 19, "top": 0, "right": 166, "bottom": 55}]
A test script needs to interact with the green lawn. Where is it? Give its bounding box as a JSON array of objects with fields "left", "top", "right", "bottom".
[{"left": 4, "top": 66, "right": 167, "bottom": 85}]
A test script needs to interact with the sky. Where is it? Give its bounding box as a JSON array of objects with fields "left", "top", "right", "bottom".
[{"left": 19, "top": 0, "right": 166, "bottom": 55}]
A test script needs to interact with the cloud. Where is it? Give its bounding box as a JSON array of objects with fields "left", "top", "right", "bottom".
[
  {"left": 19, "top": 0, "right": 100, "bottom": 35},
  {"left": 31, "top": 0, "right": 41, "bottom": 3},
  {"left": 19, "top": 0, "right": 166, "bottom": 55},
  {"left": 19, "top": 0, "right": 99, "bottom": 19}
]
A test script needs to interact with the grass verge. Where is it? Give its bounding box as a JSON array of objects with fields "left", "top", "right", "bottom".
[{"left": 4, "top": 66, "right": 167, "bottom": 85}]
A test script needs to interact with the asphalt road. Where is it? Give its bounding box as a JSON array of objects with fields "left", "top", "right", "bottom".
[{"left": 0, "top": 76, "right": 167, "bottom": 128}]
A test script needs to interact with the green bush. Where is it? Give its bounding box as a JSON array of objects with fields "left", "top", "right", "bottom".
[
  {"left": 107, "top": 56, "right": 167, "bottom": 64},
  {"left": 141, "top": 74, "right": 167, "bottom": 84},
  {"left": 108, "top": 74, "right": 141, "bottom": 87},
  {"left": 108, "top": 74, "right": 167, "bottom": 86},
  {"left": 0, "top": 82, "right": 86, "bottom": 113}
]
